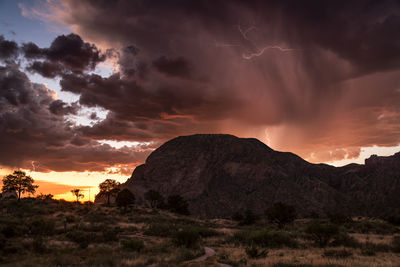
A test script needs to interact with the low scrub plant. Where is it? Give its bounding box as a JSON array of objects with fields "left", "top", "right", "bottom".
[
  {"left": 233, "top": 229, "right": 298, "bottom": 248},
  {"left": 120, "top": 238, "right": 144, "bottom": 252},
  {"left": 323, "top": 249, "right": 353, "bottom": 258},
  {"left": 172, "top": 227, "right": 200, "bottom": 248}
]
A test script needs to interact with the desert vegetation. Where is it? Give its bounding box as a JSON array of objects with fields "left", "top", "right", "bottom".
[
  {"left": 0, "top": 196, "right": 400, "bottom": 266},
  {"left": 1, "top": 174, "right": 400, "bottom": 266}
]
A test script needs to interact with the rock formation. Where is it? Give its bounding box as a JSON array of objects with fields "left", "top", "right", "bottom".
[{"left": 116, "top": 134, "right": 400, "bottom": 218}]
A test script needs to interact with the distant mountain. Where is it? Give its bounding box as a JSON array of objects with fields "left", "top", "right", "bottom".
[{"left": 118, "top": 134, "right": 400, "bottom": 218}]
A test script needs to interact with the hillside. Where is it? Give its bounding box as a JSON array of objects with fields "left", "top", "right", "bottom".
[{"left": 122, "top": 134, "right": 400, "bottom": 218}]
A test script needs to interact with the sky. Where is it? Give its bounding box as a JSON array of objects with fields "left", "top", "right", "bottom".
[{"left": 1, "top": 0, "right": 400, "bottom": 201}]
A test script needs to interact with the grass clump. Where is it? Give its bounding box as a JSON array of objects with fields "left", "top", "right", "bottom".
[
  {"left": 233, "top": 229, "right": 298, "bottom": 248},
  {"left": 120, "top": 238, "right": 144, "bottom": 252},
  {"left": 172, "top": 227, "right": 201, "bottom": 248},
  {"left": 392, "top": 236, "right": 400, "bottom": 253},
  {"left": 323, "top": 249, "right": 353, "bottom": 259}
]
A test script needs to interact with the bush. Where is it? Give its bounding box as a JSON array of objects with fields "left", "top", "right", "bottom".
[
  {"left": 194, "top": 226, "right": 219, "bottom": 238},
  {"left": 384, "top": 215, "right": 400, "bottom": 226},
  {"left": 66, "top": 230, "right": 94, "bottom": 249},
  {"left": 305, "top": 222, "right": 339, "bottom": 247},
  {"left": 143, "top": 223, "right": 177, "bottom": 237},
  {"left": 238, "top": 209, "right": 258, "bottom": 226},
  {"left": 361, "top": 246, "right": 376, "bottom": 256},
  {"left": 245, "top": 246, "right": 268, "bottom": 258},
  {"left": 1, "top": 225, "right": 17, "bottom": 238},
  {"left": 349, "top": 220, "right": 396, "bottom": 234},
  {"left": 330, "top": 232, "right": 360, "bottom": 248},
  {"left": 116, "top": 189, "right": 135, "bottom": 210},
  {"left": 392, "top": 236, "right": 400, "bottom": 253},
  {"left": 362, "top": 241, "right": 391, "bottom": 253},
  {"left": 172, "top": 228, "right": 200, "bottom": 248},
  {"left": 174, "top": 248, "right": 203, "bottom": 262},
  {"left": 144, "top": 190, "right": 165, "bottom": 209},
  {"left": 233, "top": 230, "right": 298, "bottom": 248},
  {"left": 167, "top": 195, "right": 190, "bottom": 215},
  {"left": 32, "top": 236, "right": 46, "bottom": 254},
  {"left": 323, "top": 249, "right": 353, "bottom": 258},
  {"left": 28, "top": 217, "right": 55, "bottom": 236},
  {"left": 120, "top": 238, "right": 144, "bottom": 252},
  {"left": 265, "top": 202, "right": 297, "bottom": 228},
  {"left": 102, "top": 229, "right": 119, "bottom": 242}
]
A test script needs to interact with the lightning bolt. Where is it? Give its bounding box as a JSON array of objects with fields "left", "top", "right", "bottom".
[
  {"left": 242, "top": 46, "right": 295, "bottom": 59},
  {"left": 31, "top": 161, "right": 39, "bottom": 172},
  {"left": 214, "top": 24, "right": 297, "bottom": 60}
]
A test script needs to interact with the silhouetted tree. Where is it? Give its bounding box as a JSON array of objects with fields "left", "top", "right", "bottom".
[
  {"left": 2, "top": 170, "right": 38, "bottom": 201},
  {"left": 98, "top": 179, "right": 121, "bottom": 205},
  {"left": 239, "top": 209, "right": 258, "bottom": 225},
  {"left": 116, "top": 188, "right": 135, "bottom": 211},
  {"left": 265, "top": 202, "right": 297, "bottom": 228},
  {"left": 167, "top": 194, "right": 190, "bottom": 215},
  {"left": 144, "top": 189, "right": 165, "bottom": 208},
  {"left": 71, "top": 189, "right": 84, "bottom": 202},
  {"left": 305, "top": 222, "right": 339, "bottom": 247}
]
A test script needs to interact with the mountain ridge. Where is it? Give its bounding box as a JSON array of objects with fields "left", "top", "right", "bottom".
[{"left": 117, "top": 134, "right": 400, "bottom": 218}]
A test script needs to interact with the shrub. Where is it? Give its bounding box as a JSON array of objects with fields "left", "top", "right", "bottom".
[
  {"left": 384, "top": 215, "right": 400, "bottom": 226},
  {"left": 245, "top": 246, "right": 268, "bottom": 258},
  {"left": 323, "top": 249, "right": 353, "bottom": 258},
  {"left": 233, "top": 230, "right": 298, "bottom": 248},
  {"left": 305, "top": 222, "right": 339, "bottom": 247},
  {"left": 174, "top": 248, "right": 203, "bottom": 262},
  {"left": 1, "top": 225, "right": 17, "bottom": 238},
  {"left": 115, "top": 189, "right": 135, "bottom": 210},
  {"left": 172, "top": 228, "right": 200, "bottom": 248},
  {"left": 392, "top": 236, "right": 400, "bottom": 253},
  {"left": 28, "top": 217, "right": 55, "bottom": 236},
  {"left": 232, "top": 211, "right": 244, "bottom": 222},
  {"left": 120, "top": 238, "right": 144, "bottom": 252},
  {"left": 167, "top": 195, "right": 190, "bottom": 215},
  {"left": 144, "top": 190, "right": 165, "bottom": 209},
  {"left": 32, "top": 236, "right": 46, "bottom": 254},
  {"left": 265, "top": 202, "right": 297, "bottom": 228},
  {"left": 330, "top": 232, "right": 360, "bottom": 248},
  {"left": 350, "top": 219, "right": 396, "bottom": 235},
  {"left": 66, "top": 230, "right": 94, "bottom": 249},
  {"left": 65, "top": 215, "right": 76, "bottom": 223},
  {"left": 102, "top": 229, "right": 119, "bottom": 242},
  {"left": 361, "top": 246, "right": 376, "bottom": 256},
  {"left": 194, "top": 226, "right": 219, "bottom": 238},
  {"left": 143, "top": 223, "right": 177, "bottom": 237},
  {"left": 239, "top": 209, "right": 258, "bottom": 226},
  {"left": 327, "top": 213, "right": 353, "bottom": 224},
  {"left": 362, "top": 241, "right": 391, "bottom": 253}
]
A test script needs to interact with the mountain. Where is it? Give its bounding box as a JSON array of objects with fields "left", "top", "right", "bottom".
[{"left": 118, "top": 134, "right": 400, "bottom": 218}]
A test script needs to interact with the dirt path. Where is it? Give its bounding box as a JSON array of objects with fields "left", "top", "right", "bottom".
[
  {"left": 193, "top": 247, "right": 215, "bottom": 262},
  {"left": 191, "top": 247, "right": 232, "bottom": 267}
]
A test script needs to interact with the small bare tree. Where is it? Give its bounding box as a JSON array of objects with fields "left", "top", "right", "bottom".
[{"left": 71, "top": 189, "right": 84, "bottom": 202}]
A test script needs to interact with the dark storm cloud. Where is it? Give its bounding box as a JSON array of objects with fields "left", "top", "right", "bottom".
[
  {"left": 0, "top": 35, "right": 19, "bottom": 61},
  {"left": 22, "top": 33, "right": 106, "bottom": 74},
  {"left": 33, "top": 0, "right": 400, "bottom": 163},
  {"left": 152, "top": 56, "right": 192, "bottom": 78},
  {"left": 26, "top": 61, "right": 64, "bottom": 78},
  {"left": 3, "top": 0, "right": 397, "bottom": 165},
  {"left": 48, "top": 100, "right": 79, "bottom": 116},
  {"left": 0, "top": 64, "right": 150, "bottom": 172}
]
